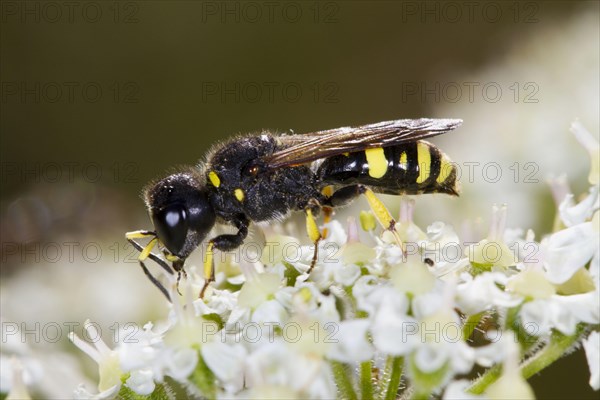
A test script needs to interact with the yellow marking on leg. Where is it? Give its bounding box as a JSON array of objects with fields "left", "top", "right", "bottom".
[
  {"left": 165, "top": 253, "right": 179, "bottom": 262},
  {"left": 363, "top": 189, "right": 394, "bottom": 228},
  {"left": 208, "top": 171, "right": 221, "bottom": 187},
  {"left": 204, "top": 241, "right": 214, "bottom": 281},
  {"left": 234, "top": 188, "right": 245, "bottom": 202},
  {"left": 437, "top": 154, "right": 453, "bottom": 184},
  {"left": 399, "top": 151, "right": 408, "bottom": 170},
  {"left": 416, "top": 142, "right": 431, "bottom": 183},
  {"left": 139, "top": 237, "right": 158, "bottom": 261},
  {"left": 365, "top": 147, "right": 388, "bottom": 178},
  {"left": 363, "top": 189, "right": 404, "bottom": 249},
  {"left": 305, "top": 209, "right": 321, "bottom": 243},
  {"left": 126, "top": 230, "right": 153, "bottom": 239}
]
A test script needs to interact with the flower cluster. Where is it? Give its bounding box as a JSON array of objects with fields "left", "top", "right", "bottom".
[{"left": 53, "top": 123, "right": 600, "bottom": 399}]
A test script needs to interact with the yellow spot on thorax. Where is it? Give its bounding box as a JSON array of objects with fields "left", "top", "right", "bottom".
[
  {"left": 321, "top": 185, "right": 334, "bottom": 198},
  {"left": 234, "top": 188, "right": 245, "bottom": 202},
  {"left": 416, "top": 142, "right": 431, "bottom": 183},
  {"left": 437, "top": 153, "right": 453, "bottom": 184},
  {"left": 365, "top": 147, "right": 388, "bottom": 178},
  {"left": 208, "top": 171, "right": 220, "bottom": 187}
]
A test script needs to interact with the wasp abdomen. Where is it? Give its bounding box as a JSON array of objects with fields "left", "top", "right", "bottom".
[{"left": 316, "top": 141, "right": 459, "bottom": 196}]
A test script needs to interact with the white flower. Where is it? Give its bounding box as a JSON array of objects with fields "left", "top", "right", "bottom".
[
  {"left": 243, "top": 339, "right": 336, "bottom": 399},
  {"left": 543, "top": 221, "right": 599, "bottom": 284},
  {"left": 370, "top": 288, "right": 418, "bottom": 356},
  {"left": 508, "top": 257, "right": 598, "bottom": 337},
  {"left": 396, "top": 197, "right": 427, "bottom": 243},
  {"left": 0, "top": 325, "right": 43, "bottom": 397},
  {"left": 443, "top": 379, "right": 481, "bottom": 400},
  {"left": 472, "top": 331, "right": 511, "bottom": 368},
  {"left": 327, "top": 319, "right": 373, "bottom": 363},
  {"left": 251, "top": 299, "right": 289, "bottom": 327},
  {"left": 547, "top": 174, "right": 571, "bottom": 209},
  {"left": 558, "top": 185, "right": 599, "bottom": 227},
  {"left": 467, "top": 205, "right": 516, "bottom": 270},
  {"left": 484, "top": 335, "right": 534, "bottom": 400},
  {"left": 237, "top": 272, "right": 282, "bottom": 309},
  {"left": 163, "top": 348, "right": 198, "bottom": 382},
  {"left": 201, "top": 340, "right": 247, "bottom": 393},
  {"left": 73, "top": 383, "right": 120, "bottom": 400},
  {"left": 390, "top": 255, "right": 436, "bottom": 296},
  {"left": 507, "top": 269, "right": 556, "bottom": 299},
  {"left": 322, "top": 220, "right": 348, "bottom": 247},
  {"left": 125, "top": 370, "right": 155, "bottom": 396},
  {"left": 68, "top": 320, "right": 122, "bottom": 396},
  {"left": 117, "top": 322, "right": 164, "bottom": 376},
  {"left": 6, "top": 358, "right": 32, "bottom": 400},
  {"left": 570, "top": 121, "right": 599, "bottom": 185},
  {"left": 519, "top": 292, "right": 599, "bottom": 337},
  {"left": 193, "top": 288, "right": 237, "bottom": 317},
  {"left": 409, "top": 280, "right": 475, "bottom": 383},
  {"left": 456, "top": 272, "right": 520, "bottom": 315},
  {"left": 582, "top": 331, "right": 600, "bottom": 390}
]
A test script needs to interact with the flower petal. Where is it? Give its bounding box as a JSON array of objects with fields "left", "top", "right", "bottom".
[
  {"left": 327, "top": 319, "right": 373, "bottom": 363},
  {"left": 583, "top": 331, "right": 600, "bottom": 390}
]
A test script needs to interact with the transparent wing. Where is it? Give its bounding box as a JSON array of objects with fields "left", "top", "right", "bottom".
[{"left": 262, "top": 118, "right": 462, "bottom": 168}]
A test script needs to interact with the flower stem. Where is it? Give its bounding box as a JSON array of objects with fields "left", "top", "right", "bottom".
[
  {"left": 360, "top": 361, "right": 374, "bottom": 400},
  {"left": 467, "top": 364, "right": 503, "bottom": 394},
  {"left": 188, "top": 350, "right": 216, "bottom": 399},
  {"left": 521, "top": 326, "right": 587, "bottom": 379},
  {"left": 377, "top": 356, "right": 393, "bottom": 400},
  {"left": 462, "top": 312, "right": 484, "bottom": 341},
  {"left": 331, "top": 361, "right": 358, "bottom": 400},
  {"left": 468, "top": 325, "right": 587, "bottom": 394},
  {"left": 383, "top": 356, "right": 403, "bottom": 400}
]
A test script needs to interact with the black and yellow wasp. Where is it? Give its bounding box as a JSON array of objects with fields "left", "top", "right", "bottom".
[{"left": 127, "top": 118, "right": 461, "bottom": 301}]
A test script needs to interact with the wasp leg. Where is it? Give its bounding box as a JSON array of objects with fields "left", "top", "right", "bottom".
[
  {"left": 199, "top": 216, "right": 249, "bottom": 299},
  {"left": 168, "top": 258, "right": 186, "bottom": 296},
  {"left": 126, "top": 230, "right": 175, "bottom": 302},
  {"left": 305, "top": 185, "right": 360, "bottom": 274},
  {"left": 139, "top": 260, "right": 171, "bottom": 302},
  {"left": 325, "top": 185, "right": 403, "bottom": 248},
  {"left": 305, "top": 208, "right": 322, "bottom": 274},
  {"left": 359, "top": 186, "right": 403, "bottom": 248},
  {"left": 321, "top": 186, "right": 334, "bottom": 239}
]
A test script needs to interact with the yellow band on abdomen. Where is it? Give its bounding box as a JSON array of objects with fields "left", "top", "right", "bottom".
[
  {"left": 437, "top": 154, "right": 453, "bottom": 184},
  {"left": 416, "top": 142, "right": 431, "bottom": 184},
  {"left": 365, "top": 147, "right": 388, "bottom": 178}
]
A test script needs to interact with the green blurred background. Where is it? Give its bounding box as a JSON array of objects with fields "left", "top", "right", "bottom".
[{"left": 1, "top": 1, "right": 598, "bottom": 398}]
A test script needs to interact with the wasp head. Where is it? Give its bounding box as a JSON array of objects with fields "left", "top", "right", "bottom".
[{"left": 144, "top": 172, "right": 215, "bottom": 259}]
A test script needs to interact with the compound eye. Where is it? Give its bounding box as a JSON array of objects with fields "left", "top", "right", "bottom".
[{"left": 152, "top": 204, "right": 188, "bottom": 257}]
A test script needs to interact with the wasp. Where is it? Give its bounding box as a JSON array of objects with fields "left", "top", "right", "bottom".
[{"left": 127, "top": 118, "right": 461, "bottom": 301}]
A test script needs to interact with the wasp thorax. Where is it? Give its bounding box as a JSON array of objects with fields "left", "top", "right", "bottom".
[{"left": 144, "top": 172, "right": 216, "bottom": 259}]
